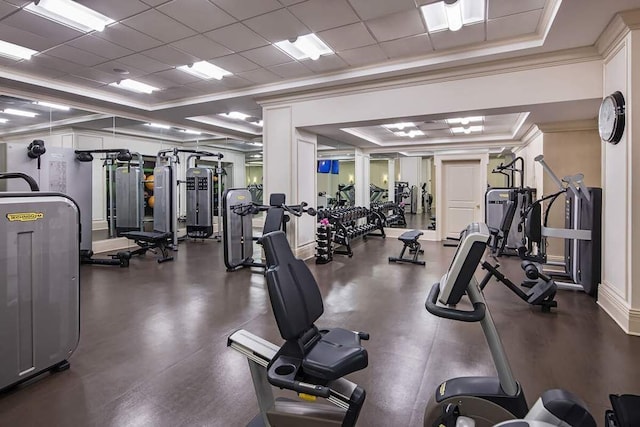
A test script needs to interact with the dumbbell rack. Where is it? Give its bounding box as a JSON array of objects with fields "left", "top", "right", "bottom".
[
  {"left": 315, "top": 207, "right": 386, "bottom": 261},
  {"left": 371, "top": 202, "right": 407, "bottom": 228}
]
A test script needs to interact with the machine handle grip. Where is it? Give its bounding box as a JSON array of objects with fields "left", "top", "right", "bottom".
[
  {"left": 425, "top": 283, "right": 486, "bottom": 322},
  {"left": 293, "top": 381, "right": 331, "bottom": 398},
  {"left": 0, "top": 173, "right": 39, "bottom": 191}
]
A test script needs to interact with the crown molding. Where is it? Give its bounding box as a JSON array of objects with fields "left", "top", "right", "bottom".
[
  {"left": 537, "top": 119, "right": 598, "bottom": 133},
  {"left": 596, "top": 9, "right": 640, "bottom": 58}
]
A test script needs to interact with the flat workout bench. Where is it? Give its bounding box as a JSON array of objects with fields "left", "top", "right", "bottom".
[
  {"left": 120, "top": 231, "right": 174, "bottom": 263},
  {"left": 388, "top": 230, "right": 425, "bottom": 266}
]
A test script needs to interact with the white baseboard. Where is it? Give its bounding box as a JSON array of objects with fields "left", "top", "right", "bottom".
[
  {"left": 92, "top": 237, "right": 139, "bottom": 254},
  {"left": 598, "top": 282, "right": 640, "bottom": 336},
  {"left": 295, "top": 242, "right": 316, "bottom": 260}
]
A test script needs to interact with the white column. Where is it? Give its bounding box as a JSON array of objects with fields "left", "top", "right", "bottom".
[
  {"left": 399, "top": 156, "right": 423, "bottom": 213},
  {"left": 388, "top": 159, "right": 395, "bottom": 203},
  {"left": 354, "top": 148, "right": 370, "bottom": 207}
]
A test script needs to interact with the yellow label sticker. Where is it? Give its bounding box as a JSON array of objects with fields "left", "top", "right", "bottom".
[
  {"left": 499, "top": 194, "right": 509, "bottom": 198},
  {"left": 439, "top": 382, "right": 446, "bottom": 396},
  {"left": 193, "top": 170, "right": 201, "bottom": 175},
  {"left": 7, "top": 212, "right": 44, "bottom": 222},
  {"left": 238, "top": 195, "right": 246, "bottom": 200}
]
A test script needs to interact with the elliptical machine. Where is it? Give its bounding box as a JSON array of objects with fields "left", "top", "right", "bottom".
[{"left": 423, "top": 223, "right": 596, "bottom": 427}]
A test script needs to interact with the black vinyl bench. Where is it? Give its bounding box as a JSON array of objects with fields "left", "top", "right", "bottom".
[
  {"left": 388, "top": 230, "right": 425, "bottom": 266},
  {"left": 120, "top": 231, "right": 174, "bottom": 263}
]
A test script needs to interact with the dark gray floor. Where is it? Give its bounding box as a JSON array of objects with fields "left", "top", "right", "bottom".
[{"left": 1, "top": 236, "right": 639, "bottom": 427}]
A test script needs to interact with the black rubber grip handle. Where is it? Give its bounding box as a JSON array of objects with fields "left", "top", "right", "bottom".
[
  {"left": 0, "top": 173, "right": 39, "bottom": 191},
  {"left": 425, "top": 283, "right": 486, "bottom": 322},
  {"left": 293, "top": 381, "right": 331, "bottom": 398}
]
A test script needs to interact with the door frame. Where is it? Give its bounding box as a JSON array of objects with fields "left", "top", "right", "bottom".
[{"left": 435, "top": 151, "right": 489, "bottom": 241}]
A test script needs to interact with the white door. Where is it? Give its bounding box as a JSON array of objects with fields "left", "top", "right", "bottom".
[{"left": 442, "top": 160, "right": 482, "bottom": 239}]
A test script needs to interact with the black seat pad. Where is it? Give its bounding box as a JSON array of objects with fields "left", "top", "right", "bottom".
[
  {"left": 121, "top": 231, "right": 171, "bottom": 242},
  {"left": 399, "top": 230, "right": 423, "bottom": 243},
  {"left": 302, "top": 328, "right": 368, "bottom": 381}
]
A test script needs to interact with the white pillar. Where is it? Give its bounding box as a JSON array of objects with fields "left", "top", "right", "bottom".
[
  {"left": 388, "top": 159, "right": 395, "bottom": 203},
  {"left": 263, "top": 106, "right": 317, "bottom": 258},
  {"left": 354, "top": 148, "right": 370, "bottom": 207},
  {"left": 399, "top": 156, "right": 423, "bottom": 213}
]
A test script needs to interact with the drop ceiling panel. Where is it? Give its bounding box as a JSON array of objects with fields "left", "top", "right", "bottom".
[
  {"left": 278, "top": 0, "right": 306, "bottom": 5},
  {"left": 338, "top": 44, "right": 388, "bottom": 67},
  {"left": 237, "top": 68, "right": 281, "bottom": 84},
  {"left": 94, "top": 60, "right": 147, "bottom": 78},
  {"left": 379, "top": 33, "right": 433, "bottom": 59},
  {"left": 47, "top": 45, "right": 109, "bottom": 67},
  {"left": 134, "top": 73, "right": 176, "bottom": 89},
  {"left": 72, "top": 67, "right": 117, "bottom": 84},
  {"left": 28, "top": 54, "right": 83, "bottom": 74},
  {"left": 10, "top": 59, "right": 67, "bottom": 79},
  {"left": 143, "top": 45, "right": 199, "bottom": 67},
  {"left": 0, "top": 2, "right": 17, "bottom": 19},
  {"left": 148, "top": 68, "right": 201, "bottom": 85},
  {"left": 211, "top": 54, "right": 260, "bottom": 73},
  {"left": 76, "top": 0, "right": 150, "bottom": 21},
  {"left": 488, "top": 0, "right": 546, "bottom": 19},
  {"left": 186, "top": 78, "right": 226, "bottom": 92},
  {"left": 171, "top": 35, "right": 233, "bottom": 60},
  {"left": 487, "top": 9, "right": 542, "bottom": 41},
  {"left": 210, "top": 0, "right": 283, "bottom": 20},
  {"left": 301, "top": 54, "right": 347, "bottom": 73},
  {"left": 240, "top": 45, "right": 292, "bottom": 67},
  {"left": 2, "top": 0, "right": 30, "bottom": 7},
  {"left": 67, "top": 35, "right": 134, "bottom": 60},
  {"left": 289, "top": 0, "right": 360, "bottom": 32},
  {"left": 140, "top": 0, "right": 171, "bottom": 6},
  {"left": 157, "top": 0, "right": 236, "bottom": 32},
  {"left": 268, "top": 61, "right": 313, "bottom": 78},
  {"left": 122, "top": 9, "right": 196, "bottom": 43},
  {"left": 429, "top": 22, "right": 485, "bottom": 50},
  {"left": 365, "top": 9, "right": 426, "bottom": 42},
  {"left": 347, "top": 0, "right": 417, "bottom": 21},
  {"left": 0, "top": 22, "right": 60, "bottom": 51},
  {"left": 116, "top": 54, "right": 171, "bottom": 74},
  {"left": 317, "top": 22, "right": 376, "bottom": 51},
  {"left": 98, "top": 24, "right": 164, "bottom": 52},
  {"left": 220, "top": 75, "right": 253, "bottom": 89},
  {"left": 56, "top": 74, "right": 108, "bottom": 88},
  {"left": 150, "top": 85, "right": 201, "bottom": 101},
  {"left": 204, "top": 23, "right": 269, "bottom": 52},
  {"left": 2, "top": 10, "right": 83, "bottom": 44},
  {"left": 243, "top": 9, "right": 309, "bottom": 43}
]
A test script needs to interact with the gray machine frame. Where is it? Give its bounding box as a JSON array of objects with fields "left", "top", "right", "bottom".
[
  {"left": 114, "top": 152, "right": 145, "bottom": 235},
  {"left": 185, "top": 152, "right": 224, "bottom": 240}
]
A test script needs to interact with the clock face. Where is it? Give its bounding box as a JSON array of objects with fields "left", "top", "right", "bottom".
[{"left": 598, "top": 96, "right": 616, "bottom": 141}]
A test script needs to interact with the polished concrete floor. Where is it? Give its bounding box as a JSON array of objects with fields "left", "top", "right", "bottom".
[{"left": 1, "top": 236, "right": 639, "bottom": 427}]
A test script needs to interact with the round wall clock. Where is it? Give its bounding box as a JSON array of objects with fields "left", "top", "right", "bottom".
[{"left": 598, "top": 91, "right": 625, "bottom": 144}]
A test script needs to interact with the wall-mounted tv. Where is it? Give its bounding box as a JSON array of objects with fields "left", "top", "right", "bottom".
[
  {"left": 331, "top": 160, "right": 339, "bottom": 175},
  {"left": 317, "top": 160, "right": 331, "bottom": 173}
]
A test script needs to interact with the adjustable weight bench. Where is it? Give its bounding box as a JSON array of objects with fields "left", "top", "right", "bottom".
[
  {"left": 120, "top": 231, "right": 174, "bottom": 263},
  {"left": 388, "top": 229, "right": 425, "bottom": 266}
]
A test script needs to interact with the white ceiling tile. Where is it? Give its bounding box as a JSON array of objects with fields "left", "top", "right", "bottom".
[
  {"left": 147, "top": 69, "right": 197, "bottom": 86},
  {"left": 379, "top": 34, "right": 433, "bottom": 59},
  {"left": 210, "top": 54, "right": 261, "bottom": 73},
  {"left": 429, "top": 22, "right": 485, "bottom": 50},
  {"left": 0, "top": 2, "right": 17, "bottom": 19},
  {"left": 268, "top": 61, "right": 313, "bottom": 78},
  {"left": 143, "top": 45, "right": 199, "bottom": 67},
  {"left": 68, "top": 35, "right": 134, "bottom": 60},
  {"left": 72, "top": 67, "right": 118, "bottom": 84},
  {"left": 186, "top": 78, "right": 226, "bottom": 92},
  {"left": 278, "top": 0, "right": 306, "bottom": 4},
  {"left": 347, "top": 0, "right": 416, "bottom": 21},
  {"left": 0, "top": 22, "right": 59, "bottom": 51},
  {"left": 157, "top": 0, "right": 236, "bottom": 32},
  {"left": 116, "top": 54, "right": 171, "bottom": 74},
  {"left": 205, "top": 23, "right": 269, "bottom": 52},
  {"left": 243, "top": 8, "right": 309, "bottom": 43},
  {"left": 47, "top": 45, "right": 109, "bottom": 67},
  {"left": 220, "top": 75, "right": 253, "bottom": 89},
  {"left": 75, "top": 0, "right": 150, "bottom": 21},
  {"left": 56, "top": 74, "right": 107, "bottom": 88},
  {"left": 289, "top": 0, "right": 359, "bottom": 32},
  {"left": 338, "top": 44, "right": 388, "bottom": 67},
  {"left": 2, "top": 0, "right": 30, "bottom": 6},
  {"left": 210, "top": 0, "right": 282, "bottom": 20},
  {"left": 366, "top": 9, "right": 425, "bottom": 42},
  {"left": 171, "top": 35, "right": 233, "bottom": 60},
  {"left": 317, "top": 22, "right": 376, "bottom": 51},
  {"left": 140, "top": 0, "right": 171, "bottom": 6},
  {"left": 237, "top": 68, "right": 281, "bottom": 84},
  {"left": 2, "top": 10, "right": 83, "bottom": 43},
  {"left": 94, "top": 60, "right": 147, "bottom": 78},
  {"left": 300, "top": 54, "right": 347, "bottom": 73},
  {"left": 27, "top": 54, "right": 82, "bottom": 74},
  {"left": 98, "top": 24, "right": 164, "bottom": 52},
  {"left": 487, "top": 9, "right": 542, "bottom": 41},
  {"left": 151, "top": 85, "right": 201, "bottom": 101},
  {"left": 240, "top": 45, "right": 291, "bottom": 67},
  {"left": 122, "top": 9, "right": 196, "bottom": 43},
  {"left": 10, "top": 59, "right": 68, "bottom": 79},
  {"left": 488, "top": 0, "right": 546, "bottom": 19}
]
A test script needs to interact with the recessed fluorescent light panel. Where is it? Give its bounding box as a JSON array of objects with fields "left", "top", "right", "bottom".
[
  {"left": 180, "top": 129, "right": 201, "bottom": 135},
  {"left": 178, "top": 61, "right": 232, "bottom": 80},
  {"left": 3, "top": 108, "right": 38, "bottom": 118},
  {"left": 0, "top": 118, "right": 8, "bottom": 123},
  {"left": 34, "top": 101, "right": 70, "bottom": 111},
  {"left": 145, "top": 123, "right": 171, "bottom": 130},
  {"left": 219, "top": 111, "right": 250, "bottom": 121},
  {"left": 395, "top": 130, "right": 424, "bottom": 138},
  {"left": 0, "top": 40, "right": 38, "bottom": 60},
  {"left": 447, "top": 116, "right": 483, "bottom": 125},
  {"left": 25, "top": 0, "right": 115, "bottom": 33},
  {"left": 275, "top": 33, "right": 333, "bottom": 61},
  {"left": 109, "top": 79, "right": 158, "bottom": 94},
  {"left": 451, "top": 125, "right": 483, "bottom": 134},
  {"left": 421, "top": 0, "right": 486, "bottom": 33},
  {"left": 383, "top": 122, "right": 415, "bottom": 130}
]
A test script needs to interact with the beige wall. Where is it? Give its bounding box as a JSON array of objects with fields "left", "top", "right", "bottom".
[
  {"left": 338, "top": 160, "right": 355, "bottom": 185},
  {"left": 542, "top": 128, "right": 602, "bottom": 257},
  {"left": 245, "top": 165, "right": 263, "bottom": 185},
  {"left": 370, "top": 160, "right": 388, "bottom": 188},
  {"left": 487, "top": 156, "right": 511, "bottom": 188}
]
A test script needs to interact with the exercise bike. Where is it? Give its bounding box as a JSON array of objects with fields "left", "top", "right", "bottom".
[{"left": 423, "top": 223, "right": 596, "bottom": 427}]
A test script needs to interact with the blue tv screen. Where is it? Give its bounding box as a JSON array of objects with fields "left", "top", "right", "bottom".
[
  {"left": 331, "top": 160, "right": 339, "bottom": 174},
  {"left": 317, "top": 160, "right": 331, "bottom": 173}
]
